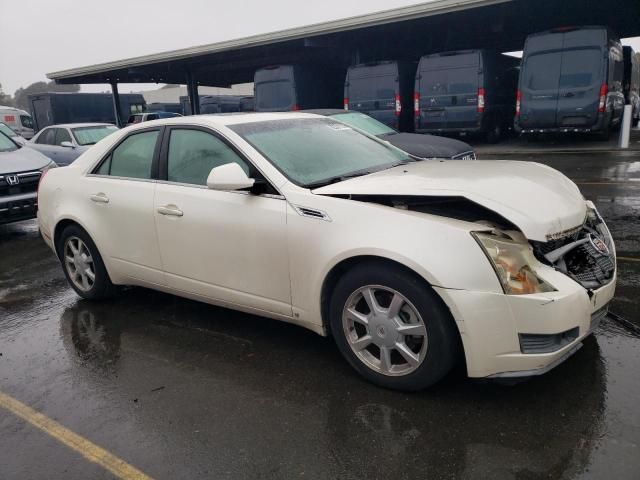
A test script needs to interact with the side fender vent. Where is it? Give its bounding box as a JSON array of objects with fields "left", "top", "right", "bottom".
[{"left": 292, "top": 205, "right": 332, "bottom": 222}]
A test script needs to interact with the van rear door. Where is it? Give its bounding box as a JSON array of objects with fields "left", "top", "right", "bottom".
[
  {"left": 347, "top": 68, "right": 397, "bottom": 129},
  {"left": 417, "top": 54, "right": 479, "bottom": 130},
  {"left": 555, "top": 47, "right": 602, "bottom": 128},
  {"left": 519, "top": 50, "right": 562, "bottom": 129},
  {"left": 255, "top": 66, "right": 297, "bottom": 112}
]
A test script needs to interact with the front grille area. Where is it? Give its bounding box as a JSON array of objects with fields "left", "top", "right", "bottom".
[
  {"left": 0, "top": 170, "right": 41, "bottom": 196},
  {"left": 532, "top": 212, "right": 615, "bottom": 290},
  {"left": 519, "top": 327, "right": 579, "bottom": 354}
]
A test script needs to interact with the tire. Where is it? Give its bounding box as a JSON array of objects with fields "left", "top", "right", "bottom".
[
  {"left": 329, "top": 262, "right": 459, "bottom": 391},
  {"left": 56, "top": 224, "right": 117, "bottom": 300}
]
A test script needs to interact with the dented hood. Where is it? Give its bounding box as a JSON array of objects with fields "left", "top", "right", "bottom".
[{"left": 313, "top": 160, "right": 586, "bottom": 242}]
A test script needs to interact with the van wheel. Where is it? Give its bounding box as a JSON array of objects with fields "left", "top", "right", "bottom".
[
  {"left": 329, "top": 262, "right": 458, "bottom": 391},
  {"left": 57, "top": 225, "right": 117, "bottom": 300},
  {"left": 486, "top": 124, "right": 502, "bottom": 144}
]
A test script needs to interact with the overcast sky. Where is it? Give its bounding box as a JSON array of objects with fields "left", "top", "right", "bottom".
[{"left": 1, "top": 0, "right": 638, "bottom": 95}]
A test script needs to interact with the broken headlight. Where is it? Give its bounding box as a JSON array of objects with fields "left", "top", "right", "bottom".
[{"left": 473, "top": 231, "right": 556, "bottom": 295}]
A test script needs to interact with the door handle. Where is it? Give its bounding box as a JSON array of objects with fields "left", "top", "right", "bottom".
[
  {"left": 90, "top": 193, "right": 109, "bottom": 204},
  {"left": 157, "top": 205, "right": 183, "bottom": 217}
]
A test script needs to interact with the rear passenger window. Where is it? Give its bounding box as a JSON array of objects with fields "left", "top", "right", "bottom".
[
  {"left": 99, "top": 130, "right": 158, "bottom": 179},
  {"left": 525, "top": 52, "right": 561, "bottom": 90},
  {"left": 167, "top": 129, "right": 250, "bottom": 186}
]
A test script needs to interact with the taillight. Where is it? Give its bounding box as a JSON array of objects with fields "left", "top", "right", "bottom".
[
  {"left": 477, "top": 88, "right": 486, "bottom": 113},
  {"left": 414, "top": 92, "right": 420, "bottom": 117},
  {"left": 395, "top": 95, "right": 402, "bottom": 117},
  {"left": 343, "top": 98, "right": 349, "bottom": 111},
  {"left": 598, "top": 84, "right": 608, "bottom": 113},
  {"left": 292, "top": 104, "right": 300, "bottom": 112},
  {"left": 516, "top": 90, "right": 522, "bottom": 116}
]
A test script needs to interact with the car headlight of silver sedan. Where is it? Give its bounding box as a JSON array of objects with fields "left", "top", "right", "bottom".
[{"left": 472, "top": 231, "right": 556, "bottom": 295}]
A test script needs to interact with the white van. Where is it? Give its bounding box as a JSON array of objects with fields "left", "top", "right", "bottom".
[{"left": 0, "top": 106, "right": 35, "bottom": 139}]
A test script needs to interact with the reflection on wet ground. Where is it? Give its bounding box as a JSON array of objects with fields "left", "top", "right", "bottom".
[{"left": 1, "top": 150, "right": 639, "bottom": 479}]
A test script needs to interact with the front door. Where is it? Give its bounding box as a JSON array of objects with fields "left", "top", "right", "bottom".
[{"left": 153, "top": 126, "right": 292, "bottom": 317}]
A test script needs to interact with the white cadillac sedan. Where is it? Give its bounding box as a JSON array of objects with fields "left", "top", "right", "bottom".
[{"left": 38, "top": 113, "right": 616, "bottom": 391}]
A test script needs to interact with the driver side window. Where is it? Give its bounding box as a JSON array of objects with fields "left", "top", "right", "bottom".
[{"left": 167, "top": 129, "right": 250, "bottom": 186}]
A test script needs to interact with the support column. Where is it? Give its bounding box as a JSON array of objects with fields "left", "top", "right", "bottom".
[
  {"left": 185, "top": 69, "right": 200, "bottom": 115},
  {"left": 110, "top": 81, "right": 123, "bottom": 128}
]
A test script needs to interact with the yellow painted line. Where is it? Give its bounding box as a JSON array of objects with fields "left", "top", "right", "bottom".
[
  {"left": 0, "top": 391, "right": 152, "bottom": 480},
  {"left": 618, "top": 256, "right": 640, "bottom": 263}
]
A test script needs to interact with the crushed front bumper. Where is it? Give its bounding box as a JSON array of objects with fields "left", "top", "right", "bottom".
[{"left": 434, "top": 268, "right": 616, "bottom": 379}]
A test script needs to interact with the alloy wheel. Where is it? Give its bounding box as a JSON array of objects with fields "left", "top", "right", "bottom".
[
  {"left": 342, "top": 285, "right": 428, "bottom": 376},
  {"left": 64, "top": 236, "right": 96, "bottom": 292}
]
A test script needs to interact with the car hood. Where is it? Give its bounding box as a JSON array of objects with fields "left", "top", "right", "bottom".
[
  {"left": 0, "top": 146, "right": 52, "bottom": 174},
  {"left": 313, "top": 160, "right": 586, "bottom": 242},
  {"left": 381, "top": 132, "right": 473, "bottom": 159}
]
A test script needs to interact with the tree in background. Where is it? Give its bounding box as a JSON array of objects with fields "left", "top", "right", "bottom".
[
  {"left": 13, "top": 81, "right": 80, "bottom": 110},
  {"left": 0, "top": 83, "right": 14, "bottom": 106}
]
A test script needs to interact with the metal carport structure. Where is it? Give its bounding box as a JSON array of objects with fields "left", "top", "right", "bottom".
[{"left": 47, "top": 0, "right": 640, "bottom": 125}]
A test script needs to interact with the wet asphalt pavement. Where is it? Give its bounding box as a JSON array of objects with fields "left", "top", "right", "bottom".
[{"left": 1, "top": 150, "right": 639, "bottom": 480}]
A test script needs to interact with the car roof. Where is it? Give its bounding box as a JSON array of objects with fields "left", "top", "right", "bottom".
[
  {"left": 125, "top": 112, "right": 322, "bottom": 130},
  {"left": 44, "top": 123, "right": 115, "bottom": 129}
]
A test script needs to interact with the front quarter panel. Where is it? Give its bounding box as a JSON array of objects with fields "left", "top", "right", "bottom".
[{"left": 284, "top": 191, "right": 502, "bottom": 326}]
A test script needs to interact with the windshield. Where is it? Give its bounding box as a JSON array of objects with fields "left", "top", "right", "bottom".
[
  {"left": 0, "top": 131, "right": 18, "bottom": 152},
  {"left": 331, "top": 112, "right": 396, "bottom": 136},
  {"left": 0, "top": 123, "right": 17, "bottom": 137},
  {"left": 72, "top": 126, "right": 118, "bottom": 146},
  {"left": 230, "top": 118, "right": 409, "bottom": 187}
]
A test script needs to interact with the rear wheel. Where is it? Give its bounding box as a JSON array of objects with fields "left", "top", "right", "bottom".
[
  {"left": 329, "top": 262, "right": 459, "bottom": 391},
  {"left": 57, "top": 225, "right": 116, "bottom": 300}
]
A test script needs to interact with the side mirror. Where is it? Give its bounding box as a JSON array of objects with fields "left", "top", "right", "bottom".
[
  {"left": 206, "top": 163, "right": 255, "bottom": 191},
  {"left": 60, "top": 141, "right": 75, "bottom": 148}
]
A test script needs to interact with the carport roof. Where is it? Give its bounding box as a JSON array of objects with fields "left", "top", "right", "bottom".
[{"left": 47, "top": 0, "right": 640, "bottom": 86}]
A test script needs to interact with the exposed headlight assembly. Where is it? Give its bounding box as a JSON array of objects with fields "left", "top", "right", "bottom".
[{"left": 473, "top": 231, "right": 556, "bottom": 295}]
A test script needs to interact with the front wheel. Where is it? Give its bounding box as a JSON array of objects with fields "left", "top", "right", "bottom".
[
  {"left": 57, "top": 225, "right": 116, "bottom": 300},
  {"left": 329, "top": 262, "right": 459, "bottom": 391}
]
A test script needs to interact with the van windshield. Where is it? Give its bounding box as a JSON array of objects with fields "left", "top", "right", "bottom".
[
  {"left": 422, "top": 67, "right": 477, "bottom": 95},
  {"left": 256, "top": 81, "right": 294, "bottom": 110},
  {"left": 230, "top": 118, "right": 409, "bottom": 187},
  {"left": 349, "top": 76, "right": 395, "bottom": 102}
]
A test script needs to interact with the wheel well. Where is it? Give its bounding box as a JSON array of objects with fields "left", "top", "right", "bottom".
[
  {"left": 320, "top": 255, "right": 466, "bottom": 367},
  {"left": 53, "top": 219, "right": 83, "bottom": 257}
]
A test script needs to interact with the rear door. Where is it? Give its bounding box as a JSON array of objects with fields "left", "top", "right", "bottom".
[
  {"left": 419, "top": 64, "right": 479, "bottom": 130},
  {"left": 348, "top": 70, "right": 397, "bottom": 129},
  {"left": 519, "top": 51, "right": 562, "bottom": 128},
  {"left": 555, "top": 47, "right": 603, "bottom": 128}
]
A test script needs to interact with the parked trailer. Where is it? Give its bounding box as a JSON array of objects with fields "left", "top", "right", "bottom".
[
  {"left": 345, "top": 62, "right": 416, "bottom": 132},
  {"left": 515, "top": 26, "right": 625, "bottom": 138},
  {"left": 28, "top": 92, "right": 146, "bottom": 131},
  {"left": 414, "top": 50, "right": 519, "bottom": 142}
]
